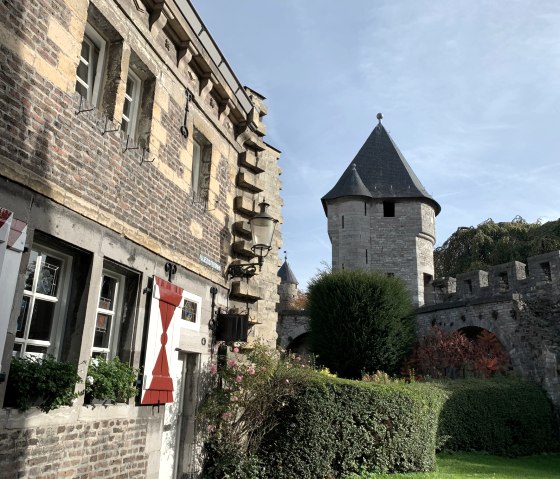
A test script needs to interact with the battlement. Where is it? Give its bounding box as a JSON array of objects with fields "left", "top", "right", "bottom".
[{"left": 425, "top": 250, "right": 560, "bottom": 305}]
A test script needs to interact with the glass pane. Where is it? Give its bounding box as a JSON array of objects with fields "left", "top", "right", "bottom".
[
  {"left": 27, "top": 299, "right": 56, "bottom": 341},
  {"left": 12, "top": 343, "right": 22, "bottom": 355},
  {"left": 126, "top": 78, "right": 134, "bottom": 97},
  {"left": 16, "top": 297, "right": 30, "bottom": 338},
  {"left": 37, "top": 255, "right": 63, "bottom": 296},
  {"left": 122, "top": 97, "right": 131, "bottom": 121},
  {"left": 75, "top": 80, "right": 88, "bottom": 98},
  {"left": 99, "top": 276, "right": 117, "bottom": 310},
  {"left": 94, "top": 313, "right": 112, "bottom": 348},
  {"left": 77, "top": 58, "right": 89, "bottom": 85},
  {"left": 181, "top": 300, "right": 197, "bottom": 323},
  {"left": 25, "top": 345, "right": 48, "bottom": 358},
  {"left": 24, "top": 250, "right": 39, "bottom": 290},
  {"left": 80, "top": 41, "right": 90, "bottom": 64}
]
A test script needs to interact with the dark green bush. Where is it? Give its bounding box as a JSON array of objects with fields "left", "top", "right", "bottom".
[
  {"left": 308, "top": 270, "right": 415, "bottom": 378},
  {"left": 85, "top": 357, "right": 138, "bottom": 404},
  {"left": 5, "top": 355, "right": 81, "bottom": 412},
  {"left": 259, "top": 374, "right": 445, "bottom": 478},
  {"left": 434, "top": 378, "right": 560, "bottom": 456}
]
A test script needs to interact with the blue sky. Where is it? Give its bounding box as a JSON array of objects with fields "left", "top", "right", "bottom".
[{"left": 192, "top": 0, "right": 560, "bottom": 290}]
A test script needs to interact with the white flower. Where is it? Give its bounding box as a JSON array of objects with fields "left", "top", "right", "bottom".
[{"left": 86, "top": 376, "right": 94, "bottom": 384}]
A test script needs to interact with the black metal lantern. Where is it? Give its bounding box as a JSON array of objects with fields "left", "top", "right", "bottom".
[{"left": 226, "top": 200, "right": 278, "bottom": 280}]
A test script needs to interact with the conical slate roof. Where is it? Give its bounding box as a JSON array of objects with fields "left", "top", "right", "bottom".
[
  {"left": 321, "top": 118, "right": 440, "bottom": 215},
  {"left": 277, "top": 260, "right": 298, "bottom": 285}
]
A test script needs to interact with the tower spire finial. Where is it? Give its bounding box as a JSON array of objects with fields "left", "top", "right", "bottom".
[
  {"left": 284, "top": 250, "right": 287, "bottom": 262},
  {"left": 376, "top": 112, "right": 383, "bottom": 124}
]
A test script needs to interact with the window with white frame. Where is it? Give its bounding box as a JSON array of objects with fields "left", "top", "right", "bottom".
[
  {"left": 15, "top": 247, "right": 72, "bottom": 358},
  {"left": 75, "top": 24, "right": 106, "bottom": 106},
  {"left": 120, "top": 69, "right": 141, "bottom": 138},
  {"left": 180, "top": 291, "right": 201, "bottom": 331},
  {"left": 92, "top": 270, "right": 125, "bottom": 358}
]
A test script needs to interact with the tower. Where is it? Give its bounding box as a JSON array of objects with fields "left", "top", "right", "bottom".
[
  {"left": 277, "top": 252, "right": 299, "bottom": 310},
  {"left": 321, "top": 114, "right": 441, "bottom": 306}
]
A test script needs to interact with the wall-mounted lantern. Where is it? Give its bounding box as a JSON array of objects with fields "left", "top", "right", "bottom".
[{"left": 226, "top": 200, "right": 278, "bottom": 280}]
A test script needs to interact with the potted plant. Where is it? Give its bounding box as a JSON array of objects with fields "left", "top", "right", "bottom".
[{"left": 85, "top": 356, "right": 138, "bottom": 405}]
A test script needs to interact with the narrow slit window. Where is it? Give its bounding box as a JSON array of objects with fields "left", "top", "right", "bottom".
[
  {"left": 498, "top": 272, "right": 509, "bottom": 291},
  {"left": 341, "top": 215, "right": 345, "bottom": 229},
  {"left": 364, "top": 202, "right": 367, "bottom": 216},
  {"left": 540, "top": 262, "right": 552, "bottom": 281},
  {"left": 365, "top": 249, "right": 368, "bottom": 264},
  {"left": 465, "top": 279, "right": 473, "bottom": 294},
  {"left": 383, "top": 201, "right": 395, "bottom": 217}
]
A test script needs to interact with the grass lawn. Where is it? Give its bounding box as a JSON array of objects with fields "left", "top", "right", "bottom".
[{"left": 347, "top": 453, "right": 560, "bottom": 478}]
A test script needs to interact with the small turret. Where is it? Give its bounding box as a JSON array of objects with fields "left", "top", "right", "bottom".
[{"left": 277, "top": 252, "right": 299, "bottom": 310}]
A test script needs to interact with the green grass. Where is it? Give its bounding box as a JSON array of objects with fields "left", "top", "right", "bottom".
[{"left": 346, "top": 453, "right": 560, "bottom": 478}]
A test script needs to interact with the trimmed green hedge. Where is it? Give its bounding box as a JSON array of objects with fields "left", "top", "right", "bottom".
[
  {"left": 433, "top": 378, "right": 560, "bottom": 456},
  {"left": 259, "top": 374, "right": 445, "bottom": 478}
]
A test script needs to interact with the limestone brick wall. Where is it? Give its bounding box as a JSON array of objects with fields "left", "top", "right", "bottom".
[
  {"left": 0, "top": 406, "right": 162, "bottom": 479},
  {"left": 0, "top": 0, "right": 283, "bottom": 476},
  {"left": 277, "top": 312, "right": 310, "bottom": 350}
]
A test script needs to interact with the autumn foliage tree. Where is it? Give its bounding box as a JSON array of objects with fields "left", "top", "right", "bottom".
[{"left": 405, "top": 327, "right": 510, "bottom": 379}]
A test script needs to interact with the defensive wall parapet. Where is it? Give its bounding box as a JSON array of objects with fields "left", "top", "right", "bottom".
[{"left": 416, "top": 250, "right": 560, "bottom": 410}]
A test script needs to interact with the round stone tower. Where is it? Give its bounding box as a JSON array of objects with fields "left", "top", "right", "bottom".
[
  {"left": 321, "top": 114, "right": 441, "bottom": 306},
  {"left": 277, "top": 253, "right": 299, "bottom": 310}
]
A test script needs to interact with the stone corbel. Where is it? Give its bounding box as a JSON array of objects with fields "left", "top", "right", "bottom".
[
  {"left": 177, "top": 40, "right": 193, "bottom": 68},
  {"left": 149, "top": 0, "right": 175, "bottom": 33},
  {"left": 199, "top": 72, "right": 217, "bottom": 99},
  {"left": 219, "top": 98, "right": 235, "bottom": 123}
]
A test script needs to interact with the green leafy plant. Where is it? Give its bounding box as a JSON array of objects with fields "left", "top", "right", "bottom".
[
  {"left": 200, "top": 344, "right": 312, "bottom": 478},
  {"left": 85, "top": 356, "right": 138, "bottom": 404},
  {"left": 308, "top": 269, "right": 415, "bottom": 378},
  {"left": 5, "top": 355, "right": 81, "bottom": 412}
]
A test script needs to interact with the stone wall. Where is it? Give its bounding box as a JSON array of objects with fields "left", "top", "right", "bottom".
[
  {"left": 0, "top": 0, "right": 283, "bottom": 476},
  {"left": 0, "top": 406, "right": 160, "bottom": 479},
  {"left": 327, "top": 198, "right": 436, "bottom": 306},
  {"left": 417, "top": 251, "right": 560, "bottom": 408}
]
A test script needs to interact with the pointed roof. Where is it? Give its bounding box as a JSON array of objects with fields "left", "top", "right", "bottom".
[
  {"left": 322, "top": 116, "right": 440, "bottom": 215},
  {"left": 277, "top": 259, "right": 298, "bottom": 285}
]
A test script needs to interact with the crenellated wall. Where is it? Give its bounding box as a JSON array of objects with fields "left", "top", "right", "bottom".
[{"left": 417, "top": 251, "right": 560, "bottom": 409}]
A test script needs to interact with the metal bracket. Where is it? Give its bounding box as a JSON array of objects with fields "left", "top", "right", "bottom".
[
  {"left": 180, "top": 89, "right": 193, "bottom": 138},
  {"left": 226, "top": 263, "right": 258, "bottom": 280},
  {"left": 75, "top": 95, "right": 94, "bottom": 115},
  {"left": 122, "top": 135, "right": 140, "bottom": 153},
  {"left": 102, "top": 116, "right": 121, "bottom": 135},
  {"left": 165, "top": 262, "right": 177, "bottom": 282},
  {"left": 139, "top": 148, "right": 155, "bottom": 165}
]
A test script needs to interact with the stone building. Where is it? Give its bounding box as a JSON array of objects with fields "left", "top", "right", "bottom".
[
  {"left": 321, "top": 114, "right": 441, "bottom": 307},
  {"left": 0, "top": 0, "right": 282, "bottom": 477}
]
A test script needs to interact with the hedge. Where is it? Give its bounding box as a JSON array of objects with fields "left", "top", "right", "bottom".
[
  {"left": 259, "top": 374, "right": 446, "bottom": 478},
  {"left": 433, "top": 378, "right": 560, "bottom": 456}
]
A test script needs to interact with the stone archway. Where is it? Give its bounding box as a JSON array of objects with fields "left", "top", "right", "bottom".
[{"left": 287, "top": 332, "right": 311, "bottom": 357}]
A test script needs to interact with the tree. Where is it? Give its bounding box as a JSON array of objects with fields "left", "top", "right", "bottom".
[
  {"left": 405, "top": 327, "right": 510, "bottom": 378},
  {"left": 307, "top": 269, "right": 415, "bottom": 378},
  {"left": 435, "top": 217, "right": 560, "bottom": 278}
]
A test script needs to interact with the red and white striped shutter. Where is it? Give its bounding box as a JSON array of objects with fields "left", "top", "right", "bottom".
[
  {"left": 0, "top": 209, "right": 27, "bottom": 362},
  {"left": 0, "top": 208, "right": 12, "bottom": 272},
  {"left": 141, "top": 276, "right": 184, "bottom": 405}
]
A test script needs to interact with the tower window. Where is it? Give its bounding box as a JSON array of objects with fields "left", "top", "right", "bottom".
[
  {"left": 540, "top": 262, "right": 552, "bottom": 281},
  {"left": 341, "top": 215, "right": 345, "bottom": 229},
  {"left": 383, "top": 201, "right": 395, "bottom": 217},
  {"left": 498, "top": 272, "right": 509, "bottom": 291},
  {"left": 365, "top": 249, "right": 368, "bottom": 264},
  {"left": 364, "top": 202, "right": 367, "bottom": 216},
  {"left": 464, "top": 279, "right": 473, "bottom": 294}
]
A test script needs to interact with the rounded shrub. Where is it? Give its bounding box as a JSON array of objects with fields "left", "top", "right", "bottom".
[
  {"left": 434, "top": 378, "right": 560, "bottom": 456},
  {"left": 308, "top": 269, "right": 415, "bottom": 378}
]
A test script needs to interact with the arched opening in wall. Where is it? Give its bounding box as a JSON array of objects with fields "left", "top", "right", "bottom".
[
  {"left": 287, "top": 333, "right": 311, "bottom": 358},
  {"left": 458, "top": 326, "right": 512, "bottom": 374}
]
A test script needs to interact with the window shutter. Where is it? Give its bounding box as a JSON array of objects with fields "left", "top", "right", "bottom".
[{"left": 141, "top": 276, "right": 183, "bottom": 405}]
